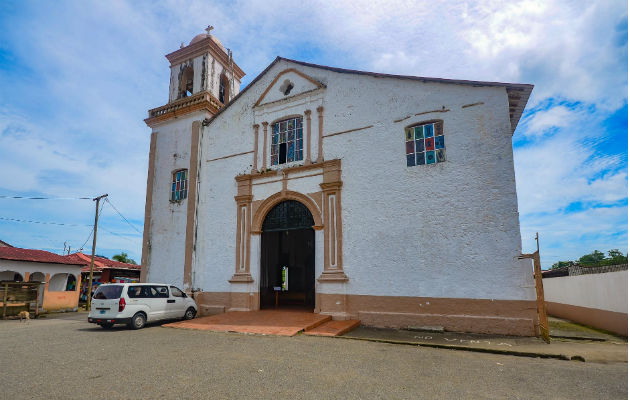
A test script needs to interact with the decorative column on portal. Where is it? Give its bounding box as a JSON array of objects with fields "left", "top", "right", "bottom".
[
  {"left": 318, "top": 160, "right": 348, "bottom": 282},
  {"left": 230, "top": 176, "right": 254, "bottom": 283}
]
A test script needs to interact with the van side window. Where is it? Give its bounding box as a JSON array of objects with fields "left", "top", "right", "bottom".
[
  {"left": 170, "top": 286, "right": 185, "bottom": 298},
  {"left": 152, "top": 285, "right": 169, "bottom": 298},
  {"left": 128, "top": 286, "right": 150, "bottom": 298}
]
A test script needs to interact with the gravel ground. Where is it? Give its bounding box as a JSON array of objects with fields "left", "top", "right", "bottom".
[{"left": 0, "top": 314, "right": 626, "bottom": 399}]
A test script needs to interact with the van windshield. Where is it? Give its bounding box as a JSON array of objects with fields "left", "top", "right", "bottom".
[{"left": 93, "top": 285, "right": 123, "bottom": 299}]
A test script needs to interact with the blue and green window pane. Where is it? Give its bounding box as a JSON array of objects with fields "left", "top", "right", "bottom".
[
  {"left": 414, "top": 126, "right": 424, "bottom": 139},
  {"left": 424, "top": 124, "right": 434, "bottom": 138},
  {"left": 287, "top": 142, "right": 295, "bottom": 162},
  {"left": 434, "top": 135, "right": 444, "bottom": 149},
  {"left": 297, "top": 128, "right": 303, "bottom": 140},
  {"left": 426, "top": 150, "right": 436, "bottom": 164},
  {"left": 406, "top": 154, "right": 416, "bottom": 167},
  {"left": 416, "top": 152, "right": 425, "bottom": 165}
]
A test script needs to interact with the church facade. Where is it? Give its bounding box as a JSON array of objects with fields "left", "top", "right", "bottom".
[{"left": 141, "top": 31, "right": 538, "bottom": 336}]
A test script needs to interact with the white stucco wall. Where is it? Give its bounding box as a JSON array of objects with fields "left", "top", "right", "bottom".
[
  {"left": 543, "top": 271, "right": 628, "bottom": 313},
  {"left": 0, "top": 260, "right": 81, "bottom": 282},
  {"left": 189, "top": 59, "right": 535, "bottom": 302},
  {"left": 145, "top": 112, "right": 206, "bottom": 288}
]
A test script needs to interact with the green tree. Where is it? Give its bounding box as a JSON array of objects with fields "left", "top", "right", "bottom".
[
  {"left": 578, "top": 250, "right": 605, "bottom": 266},
  {"left": 112, "top": 252, "right": 137, "bottom": 265},
  {"left": 551, "top": 260, "right": 573, "bottom": 269}
]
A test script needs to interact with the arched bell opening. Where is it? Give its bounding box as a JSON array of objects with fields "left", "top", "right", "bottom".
[{"left": 260, "top": 200, "right": 315, "bottom": 310}]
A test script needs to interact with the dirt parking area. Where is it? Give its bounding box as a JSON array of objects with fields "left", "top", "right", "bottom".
[{"left": 0, "top": 313, "right": 626, "bottom": 399}]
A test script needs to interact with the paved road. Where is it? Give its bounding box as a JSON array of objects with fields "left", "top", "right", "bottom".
[{"left": 0, "top": 314, "right": 626, "bottom": 399}]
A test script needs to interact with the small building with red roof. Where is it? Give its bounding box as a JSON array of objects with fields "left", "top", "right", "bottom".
[
  {"left": 67, "top": 253, "right": 141, "bottom": 302},
  {"left": 0, "top": 246, "right": 84, "bottom": 312}
]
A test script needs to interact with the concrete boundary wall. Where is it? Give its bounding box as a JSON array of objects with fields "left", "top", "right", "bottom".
[{"left": 543, "top": 270, "right": 627, "bottom": 336}]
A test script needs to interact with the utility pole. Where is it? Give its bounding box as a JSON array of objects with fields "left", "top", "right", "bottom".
[{"left": 86, "top": 194, "right": 108, "bottom": 311}]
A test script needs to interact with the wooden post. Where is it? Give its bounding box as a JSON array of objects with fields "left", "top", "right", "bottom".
[
  {"left": 520, "top": 232, "right": 550, "bottom": 343},
  {"left": 87, "top": 194, "right": 108, "bottom": 311},
  {"left": 2, "top": 282, "right": 8, "bottom": 320},
  {"left": 532, "top": 233, "right": 550, "bottom": 343},
  {"left": 34, "top": 283, "right": 40, "bottom": 318}
]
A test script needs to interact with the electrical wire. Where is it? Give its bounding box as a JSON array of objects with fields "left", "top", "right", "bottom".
[
  {"left": 0, "top": 195, "right": 92, "bottom": 200},
  {"left": 100, "top": 227, "right": 142, "bottom": 243},
  {"left": 0, "top": 216, "right": 91, "bottom": 227},
  {"left": 105, "top": 198, "right": 143, "bottom": 235}
]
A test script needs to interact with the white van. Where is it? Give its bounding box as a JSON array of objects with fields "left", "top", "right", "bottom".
[{"left": 88, "top": 283, "right": 197, "bottom": 329}]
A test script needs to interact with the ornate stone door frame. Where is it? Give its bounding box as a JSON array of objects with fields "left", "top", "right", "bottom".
[{"left": 232, "top": 159, "right": 348, "bottom": 312}]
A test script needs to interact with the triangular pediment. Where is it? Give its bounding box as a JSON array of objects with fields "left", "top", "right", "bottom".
[{"left": 254, "top": 68, "right": 325, "bottom": 107}]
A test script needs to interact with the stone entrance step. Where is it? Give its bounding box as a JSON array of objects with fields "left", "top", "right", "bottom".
[
  {"left": 304, "top": 319, "right": 361, "bottom": 336},
  {"left": 164, "top": 310, "right": 332, "bottom": 336}
]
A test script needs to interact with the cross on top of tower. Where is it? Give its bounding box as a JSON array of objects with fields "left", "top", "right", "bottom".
[{"left": 205, "top": 25, "right": 214, "bottom": 35}]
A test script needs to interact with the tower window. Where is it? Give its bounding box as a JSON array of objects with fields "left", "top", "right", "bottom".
[
  {"left": 219, "top": 73, "right": 230, "bottom": 104},
  {"left": 179, "top": 66, "right": 194, "bottom": 98},
  {"left": 171, "top": 169, "right": 188, "bottom": 201},
  {"left": 271, "top": 117, "right": 303, "bottom": 165}
]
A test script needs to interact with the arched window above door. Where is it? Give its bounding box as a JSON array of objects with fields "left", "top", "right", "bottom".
[{"left": 262, "top": 200, "right": 314, "bottom": 232}]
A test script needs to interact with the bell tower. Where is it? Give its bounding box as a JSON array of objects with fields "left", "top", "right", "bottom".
[
  {"left": 145, "top": 26, "right": 245, "bottom": 126},
  {"left": 141, "top": 28, "right": 245, "bottom": 287}
]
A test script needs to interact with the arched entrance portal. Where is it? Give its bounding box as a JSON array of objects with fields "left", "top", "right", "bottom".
[{"left": 260, "top": 200, "right": 315, "bottom": 310}]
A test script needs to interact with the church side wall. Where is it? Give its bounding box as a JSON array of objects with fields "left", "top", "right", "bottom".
[
  {"left": 192, "top": 60, "right": 537, "bottom": 334},
  {"left": 145, "top": 114, "right": 203, "bottom": 288}
]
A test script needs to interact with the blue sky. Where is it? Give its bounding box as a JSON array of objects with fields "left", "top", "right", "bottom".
[{"left": 0, "top": 1, "right": 627, "bottom": 268}]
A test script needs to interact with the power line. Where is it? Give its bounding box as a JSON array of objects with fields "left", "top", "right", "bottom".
[
  {"left": 100, "top": 227, "right": 142, "bottom": 243},
  {"left": 0, "top": 216, "right": 92, "bottom": 227},
  {"left": 106, "top": 198, "right": 143, "bottom": 235},
  {"left": 0, "top": 195, "right": 92, "bottom": 200}
]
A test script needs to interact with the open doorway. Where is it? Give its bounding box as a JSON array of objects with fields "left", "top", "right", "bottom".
[{"left": 260, "top": 200, "right": 315, "bottom": 310}]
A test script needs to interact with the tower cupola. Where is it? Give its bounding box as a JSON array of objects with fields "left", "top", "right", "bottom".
[{"left": 144, "top": 26, "right": 246, "bottom": 127}]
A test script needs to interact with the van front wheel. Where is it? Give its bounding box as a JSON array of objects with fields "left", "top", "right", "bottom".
[
  {"left": 130, "top": 313, "right": 146, "bottom": 330},
  {"left": 184, "top": 307, "right": 196, "bottom": 320}
]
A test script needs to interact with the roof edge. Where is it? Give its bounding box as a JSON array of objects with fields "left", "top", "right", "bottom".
[{"left": 203, "top": 56, "right": 533, "bottom": 133}]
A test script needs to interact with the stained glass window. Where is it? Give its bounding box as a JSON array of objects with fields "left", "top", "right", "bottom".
[
  {"left": 171, "top": 169, "right": 188, "bottom": 201},
  {"left": 271, "top": 117, "right": 303, "bottom": 165},
  {"left": 405, "top": 121, "right": 445, "bottom": 167}
]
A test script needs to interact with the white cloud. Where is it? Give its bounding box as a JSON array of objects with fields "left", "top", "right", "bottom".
[
  {"left": 515, "top": 132, "right": 627, "bottom": 215},
  {"left": 524, "top": 106, "right": 578, "bottom": 136},
  {"left": 0, "top": 0, "right": 625, "bottom": 264}
]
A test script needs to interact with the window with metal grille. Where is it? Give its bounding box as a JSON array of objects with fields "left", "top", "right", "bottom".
[
  {"left": 405, "top": 121, "right": 445, "bottom": 167},
  {"left": 271, "top": 117, "right": 303, "bottom": 165},
  {"left": 171, "top": 169, "right": 188, "bottom": 201}
]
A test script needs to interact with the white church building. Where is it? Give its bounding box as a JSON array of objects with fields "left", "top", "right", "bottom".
[{"left": 140, "top": 30, "right": 538, "bottom": 336}]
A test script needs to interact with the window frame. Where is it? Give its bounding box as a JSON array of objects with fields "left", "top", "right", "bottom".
[
  {"left": 404, "top": 120, "right": 445, "bottom": 167},
  {"left": 171, "top": 169, "right": 188, "bottom": 202},
  {"left": 270, "top": 116, "right": 304, "bottom": 166}
]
